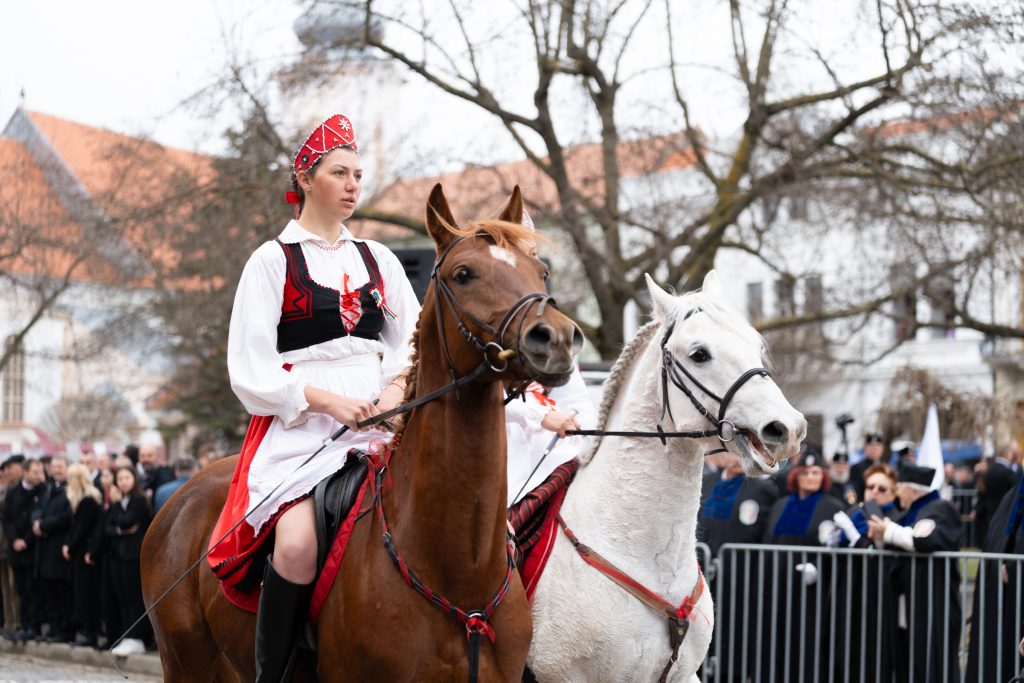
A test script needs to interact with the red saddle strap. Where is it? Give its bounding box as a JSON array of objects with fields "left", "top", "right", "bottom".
[{"left": 556, "top": 514, "right": 705, "bottom": 683}]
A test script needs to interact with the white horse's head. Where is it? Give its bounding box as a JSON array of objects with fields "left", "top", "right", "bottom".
[{"left": 645, "top": 272, "right": 806, "bottom": 475}]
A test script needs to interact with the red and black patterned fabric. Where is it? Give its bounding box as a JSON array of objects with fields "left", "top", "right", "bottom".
[
  {"left": 276, "top": 240, "right": 386, "bottom": 352},
  {"left": 508, "top": 461, "right": 578, "bottom": 601}
]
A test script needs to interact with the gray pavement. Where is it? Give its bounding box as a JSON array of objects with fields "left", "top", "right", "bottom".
[
  {"left": 0, "top": 640, "right": 161, "bottom": 682},
  {"left": 0, "top": 651, "right": 160, "bottom": 682}
]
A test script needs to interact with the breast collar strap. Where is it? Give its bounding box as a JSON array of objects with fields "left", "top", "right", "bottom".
[{"left": 658, "top": 317, "right": 770, "bottom": 452}]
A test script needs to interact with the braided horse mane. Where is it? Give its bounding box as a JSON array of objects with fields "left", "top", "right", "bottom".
[
  {"left": 576, "top": 318, "right": 662, "bottom": 466},
  {"left": 396, "top": 217, "right": 537, "bottom": 437}
]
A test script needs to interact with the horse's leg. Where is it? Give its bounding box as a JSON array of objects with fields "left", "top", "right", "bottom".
[{"left": 142, "top": 457, "right": 247, "bottom": 682}]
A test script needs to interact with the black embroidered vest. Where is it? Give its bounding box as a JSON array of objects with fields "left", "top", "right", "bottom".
[{"left": 276, "top": 239, "right": 386, "bottom": 353}]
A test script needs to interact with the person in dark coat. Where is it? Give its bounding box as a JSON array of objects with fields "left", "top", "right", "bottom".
[
  {"left": 698, "top": 451, "right": 777, "bottom": 681},
  {"left": 105, "top": 466, "right": 152, "bottom": 656},
  {"left": 760, "top": 448, "right": 845, "bottom": 681},
  {"left": 974, "top": 447, "right": 1022, "bottom": 546},
  {"left": 850, "top": 432, "right": 885, "bottom": 502},
  {"left": 825, "top": 451, "right": 858, "bottom": 508},
  {"left": 138, "top": 444, "right": 174, "bottom": 500},
  {"left": 94, "top": 466, "right": 121, "bottom": 647},
  {"left": 61, "top": 463, "right": 103, "bottom": 647},
  {"left": 828, "top": 462, "right": 900, "bottom": 682},
  {"left": 700, "top": 452, "right": 778, "bottom": 556},
  {"left": 3, "top": 459, "right": 46, "bottom": 642},
  {"left": 965, "top": 474, "right": 1024, "bottom": 682},
  {"left": 32, "top": 455, "right": 73, "bottom": 642},
  {"left": 868, "top": 463, "right": 962, "bottom": 683}
]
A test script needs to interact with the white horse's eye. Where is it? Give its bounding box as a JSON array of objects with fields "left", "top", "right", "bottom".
[{"left": 689, "top": 347, "right": 711, "bottom": 364}]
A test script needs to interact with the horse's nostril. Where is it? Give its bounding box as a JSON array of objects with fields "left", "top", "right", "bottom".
[
  {"left": 571, "top": 326, "right": 584, "bottom": 354},
  {"left": 761, "top": 420, "right": 788, "bottom": 446},
  {"left": 525, "top": 323, "right": 554, "bottom": 349}
]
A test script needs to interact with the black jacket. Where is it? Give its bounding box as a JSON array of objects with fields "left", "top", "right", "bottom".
[
  {"left": 66, "top": 495, "right": 102, "bottom": 560},
  {"left": 105, "top": 496, "right": 151, "bottom": 561},
  {"left": 33, "top": 481, "right": 73, "bottom": 580},
  {"left": 3, "top": 481, "right": 45, "bottom": 568},
  {"left": 976, "top": 460, "right": 1021, "bottom": 542},
  {"left": 142, "top": 466, "right": 174, "bottom": 498}
]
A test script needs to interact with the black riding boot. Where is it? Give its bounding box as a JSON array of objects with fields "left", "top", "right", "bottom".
[{"left": 255, "top": 558, "right": 310, "bottom": 683}]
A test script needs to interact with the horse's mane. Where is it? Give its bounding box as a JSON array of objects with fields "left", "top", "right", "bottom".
[
  {"left": 442, "top": 218, "right": 537, "bottom": 253},
  {"left": 576, "top": 319, "right": 661, "bottom": 466},
  {"left": 395, "top": 218, "right": 538, "bottom": 438}
]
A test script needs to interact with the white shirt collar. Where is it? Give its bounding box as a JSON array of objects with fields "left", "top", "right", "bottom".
[{"left": 278, "top": 220, "right": 356, "bottom": 246}]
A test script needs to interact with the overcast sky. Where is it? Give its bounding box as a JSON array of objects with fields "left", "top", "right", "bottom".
[
  {"left": 3, "top": 0, "right": 976, "bottom": 176},
  {"left": 0, "top": 0, "right": 303, "bottom": 153}
]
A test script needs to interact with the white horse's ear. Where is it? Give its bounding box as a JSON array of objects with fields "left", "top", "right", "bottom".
[
  {"left": 645, "top": 273, "right": 677, "bottom": 323},
  {"left": 702, "top": 270, "right": 723, "bottom": 301}
]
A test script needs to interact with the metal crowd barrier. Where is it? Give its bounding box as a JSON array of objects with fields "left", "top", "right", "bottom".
[{"left": 704, "top": 544, "right": 1024, "bottom": 683}]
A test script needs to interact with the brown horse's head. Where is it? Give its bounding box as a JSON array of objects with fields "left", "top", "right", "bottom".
[{"left": 421, "top": 183, "right": 583, "bottom": 387}]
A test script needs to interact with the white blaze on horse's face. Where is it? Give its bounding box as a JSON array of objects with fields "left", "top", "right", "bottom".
[
  {"left": 645, "top": 272, "right": 807, "bottom": 476},
  {"left": 488, "top": 245, "right": 517, "bottom": 268}
]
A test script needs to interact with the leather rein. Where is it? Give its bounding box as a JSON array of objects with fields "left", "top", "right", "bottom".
[{"left": 567, "top": 313, "right": 770, "bottom": 455}]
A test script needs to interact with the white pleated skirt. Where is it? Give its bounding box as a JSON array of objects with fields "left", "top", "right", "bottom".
[{"left": 245, "top": 353, "right": 392, "bottom": 533}]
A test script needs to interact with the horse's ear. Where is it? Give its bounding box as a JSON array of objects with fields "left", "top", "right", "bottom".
[
  {"left": 645, "top": 273, "right": 677, "bottom": 323},
  {"left": 701, "top": 270, "right": 724, "bottom": 302},
  {"left": 426, "top": 183, "right": 458, "bottom": 249},
  {"left": 498, "top": 186, "right": 524, "bottom": 225}
]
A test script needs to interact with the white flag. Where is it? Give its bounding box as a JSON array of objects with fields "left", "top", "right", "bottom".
[{"left": 918, "top": 403, "right": 945, "bottom": 490}]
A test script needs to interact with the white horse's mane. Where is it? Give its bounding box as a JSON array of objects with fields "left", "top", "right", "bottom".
[{"left": 577, "top": 288, "right": 769, "bottom": 467}]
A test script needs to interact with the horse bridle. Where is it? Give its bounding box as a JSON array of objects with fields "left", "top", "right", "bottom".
[
  {"left": 568, "top": 310, "right": 771, "bottom": 454},
  {"left": 658, "top": 315, "right": 771, "bottom": 452},
  {"left": 431, "top": 233, "right": 556, "bottom": 387}
]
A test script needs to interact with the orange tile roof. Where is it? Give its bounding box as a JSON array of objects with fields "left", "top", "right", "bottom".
[
  {"left": 16, "top": 111, "right": 216, "bottom": 281},
  {"left": 0, "top": 138, "right": 118, "bottom": 283},
  {"left": 351, "top": 132, "right": 697, "bottom": 240},
  {"left": 25, "top": 110, "right": 215, "bottom": 215}
]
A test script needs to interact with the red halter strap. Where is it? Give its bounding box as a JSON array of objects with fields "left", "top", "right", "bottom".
[
  {"left": 367, "top": 444, "right": 516, "bottom": 683},
  {"left": 557, "top": 514, "right": 706, "bottom": 683}
]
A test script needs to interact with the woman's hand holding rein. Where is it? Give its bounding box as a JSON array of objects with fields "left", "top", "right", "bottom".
[{"left": 304, "top": 386, "right": 379, "bottom": 432}]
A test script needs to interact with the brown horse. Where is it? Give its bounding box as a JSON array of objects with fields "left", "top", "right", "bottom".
[{"left": 141, "top": 184, "right": 583, "bottom": 682}]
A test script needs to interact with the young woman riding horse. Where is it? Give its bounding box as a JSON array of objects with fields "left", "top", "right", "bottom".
[{"left": 142, "top": 169, "right": 583, "bottom": 681}]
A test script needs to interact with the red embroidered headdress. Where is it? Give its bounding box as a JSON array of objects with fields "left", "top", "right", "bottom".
[
  {"left": 286, "top": 114, "right": 358, "bottom": 207},
  {"left": 292, "top": 114, "right": 358, "bottom": 174}
]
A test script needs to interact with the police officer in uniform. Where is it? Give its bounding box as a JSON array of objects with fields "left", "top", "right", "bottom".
[
  {"left": 760, "top": 448, "right": 845, "bottom": 680},
  {"left": 700, "top": 451, "right": 778, "bottom": 557},
  {"left": 826, "top": 451, "right": 858, "bottom": 508},
  {"left": 868, "top": 463, "right": 961, "bottom": 682},
  {"left": 850, "top": 432, "right": 885, "bottom": 501},
  {"left": 699, "top": 450, "right": 777, "bottom": 681}
]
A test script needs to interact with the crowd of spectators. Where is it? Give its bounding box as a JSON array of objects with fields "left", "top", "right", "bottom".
[
  {"left": 0, "top": 444, "right": 202, "bottom": 656},
  {"left": 698, "top": 433, "right": 1024, "bottom": 682}
]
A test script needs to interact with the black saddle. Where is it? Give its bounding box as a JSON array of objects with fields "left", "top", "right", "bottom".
[
  {"left": 312, "top": 452, "right": 369, "bottom": 576},
  {"left": 234, "top": 453, "right": 369, "bottom": 594}
]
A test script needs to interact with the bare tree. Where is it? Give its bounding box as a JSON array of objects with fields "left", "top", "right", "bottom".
[
  {"left": 41, "top": 387, "right": 136, "bottom": 443},
  {"left": 283, "top": 0, "right": 1024, "bottom": 358},
  {"left": 0, "top": 149, "right": 96, "bottom": 372}
]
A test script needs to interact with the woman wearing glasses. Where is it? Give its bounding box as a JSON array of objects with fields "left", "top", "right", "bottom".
[
  {"left": 828, "top": 462, "right": 900, "bottom": 682},
  {"left": 832, "top": 463, "right": 899, "bottom": 548}
]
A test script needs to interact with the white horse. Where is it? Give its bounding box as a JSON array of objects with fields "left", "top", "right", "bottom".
[{"left": 527, "top": 272, "right": 807, "bottom": 683}]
